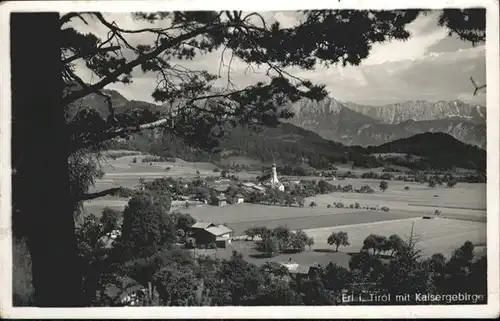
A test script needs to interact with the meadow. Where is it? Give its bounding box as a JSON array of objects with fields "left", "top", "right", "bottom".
[
  {"left": 183, "top": 203, "right": 421, "bottom": 236},
  {"left": 303, "top": 217, "right": 486, "bottom": 259},
  {"left": 310, "top": 178, "right": 486, "bottom": 220}
]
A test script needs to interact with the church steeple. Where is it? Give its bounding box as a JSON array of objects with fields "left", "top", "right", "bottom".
[{"left": 271, "top": 162, "right": 278, "bottom": 184}]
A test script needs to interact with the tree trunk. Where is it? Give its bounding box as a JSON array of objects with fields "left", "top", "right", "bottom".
[
  {"left": 11, "top": 12, "right": 82, "bottom": 306},
  {"left": 336, "top": 244, "right": 339, "bottom": 252}
]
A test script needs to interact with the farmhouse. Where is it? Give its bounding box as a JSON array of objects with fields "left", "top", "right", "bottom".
[
  {"left": 279, "top": 260, "right": 320, "bottom": 280},
  {"left": 190, "top": 221, "right": 234, "bottom": 248},
  {"left": 215, "top": 193, "right": 227, "bottom": 207},
  {"left": 212, "top": 185, "right": 230, "bottom": 194},
  {"left": 241, "top": 181, "right": 266, "bottom": 192},
  {"left": 214, "top": 179, "right": 232, "bottom": 184}
]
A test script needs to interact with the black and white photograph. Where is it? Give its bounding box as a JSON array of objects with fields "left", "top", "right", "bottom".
[{"left": 1, "top": 0, "right": 499, "bottom": 318}]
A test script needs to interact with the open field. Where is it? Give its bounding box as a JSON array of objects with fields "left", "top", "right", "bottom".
[
  {"left": 304, "top": 217, "right": 486, "bottom": 259},
  {"left": 308, "top": 178, "right": 486, "bottom": 219},
  {"left": 190, "top": 217, "right": 485, "bottom": 269},
  {"left": 88, "top": 154, "right": 258, "bottom": 192},
  {"left": 183, "top": 203, "right": 422, "bottom": 236}
]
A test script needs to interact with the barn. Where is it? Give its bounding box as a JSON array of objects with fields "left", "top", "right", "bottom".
[{"left": 189, "top": 221, "right": 234, "bottom": 248}]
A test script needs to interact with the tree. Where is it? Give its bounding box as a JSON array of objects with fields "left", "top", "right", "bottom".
[
  {"left": 379, "top": 180, "right": 388, "bottom": 192},
  {"left": 404, "top": 186, "right": 410, "bottom": 191},
  {"left": 287, "top": 233, "right": 307, "bottom": 252},
  {"left": 153, "top": 263, "right": 199, "bottom": 306},
  {"left": 428, "top": 180, "right": 437, "bottom": 188},
  {"left": 387, "top": 234, "right": 405, "bottom": 257},
  {"left": 120, "top": 195, "right": 176, "bottom": 257},
  {"left": 349, "top": 251, "right": 386, "bottom": 283},
  {"left": 11, "top": 9, "right": 484, "bottom": 306},
  {"left": 100, "top": 207, "right": 122, "bottom": 235},
  {"left": 428, "top": 253, "right": 447, "bottom": 273},
  {"left": 170, "top": 211, "right": 196, "bottom": 232},
  {"left": 362, "top": 234, "right": 388, "bottom": 255},
  {"left": 252, "top": 278, "right": 303, "bottom": 306},
  {"left": 381, "top": 231, "right": 435, "bottom": 301},
  {"left": 327, "top": 231, "right": 350, "bottom": 252},
  {"left": 317, "top": 180, "right": 332, "bottom": 194},
  {"left": 306, "top": 237, "right": 315, "bottom": 250},
  {"left": 321, "top": 263, "right": 352, "bottom": 294},
  {"left": 261, "top": 236, "right": 280, "bottom": 257},
  {"left": 447, "top": 179, "right": 458, "bottom": 188},
  {"left": 210, "top": 254, "right": 265, "bottom": 305},
  {"left": 296, "top": 196, "right": 305, "bottom": 208},
  {"left": 244, "top": 227, "right": 258, "bottom": 241},
  {"left": 309, "top": 201, "right": 317, "bottom": 208},
  {"left": 246, "top": 226, "right": 271, "bottom": 240}
]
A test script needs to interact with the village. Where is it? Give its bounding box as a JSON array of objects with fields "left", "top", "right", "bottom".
[{"left": 90, "top": 158, "right": 485, "bottom": 285}]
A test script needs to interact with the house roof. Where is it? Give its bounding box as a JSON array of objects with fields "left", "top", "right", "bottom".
[
  {"left": 213, "top": 185, "right": 229, "bottom": 192},
  {"left": 216, "top": 195, "right": 227, "bottom": 201},
  {"left": 279, "top": 262, "right": 314, "bottom": 275},
  {"left": 104, "top": 276, "right": 146, "bottom": 301},
  {"left": 235, "top": 193, "right": 244, "bottom": 198},
  {"left": 191, "top": 221, "right": 215, "bottom": 229},
  {"left": 205, "top": 224, "right": 233, "bottom": 236},
  {"left": 288, "top": 265, "right": 311, "bottom": 275}
]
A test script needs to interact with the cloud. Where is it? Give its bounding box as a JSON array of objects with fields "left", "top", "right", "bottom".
[
  {"left": 72, "top": 11, "right": 487, "bottom": 107},
  {"left": 361, "top": 12, "right": 449, "bottom": 65}
]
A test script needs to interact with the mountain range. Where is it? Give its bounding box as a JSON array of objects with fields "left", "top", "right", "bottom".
[
  {"left": 71, "top": 88, "right": 486, "bottom": 171},
  {"left": 286, "top": 97, "right": 486, "bottom": 148},
  {"left": 77, "top": 89, "right": 487, "bottom": 149}
]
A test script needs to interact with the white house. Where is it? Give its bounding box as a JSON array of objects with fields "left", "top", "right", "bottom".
[{"left": 235, "top": 193, "right": 245, "bottom": 204}]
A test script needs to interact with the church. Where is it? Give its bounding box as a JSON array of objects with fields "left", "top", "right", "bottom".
[{"left": 265, "top": 162, "right": 285, "bottom": 192}]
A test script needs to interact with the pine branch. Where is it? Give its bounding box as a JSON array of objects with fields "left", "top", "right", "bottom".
[
  {"left": 62, "top": 23, "right": 230, "bottom": 106},
  {"left": 63, "top": 45, "right": 121, "bottom": 64},
  {"left": 71, "top": 118, "right": 170, "bottom": 153},
  {"left": 69, "top": 87, "right": 251, "bottom": 153}
]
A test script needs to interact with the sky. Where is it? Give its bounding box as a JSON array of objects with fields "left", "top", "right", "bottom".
[{"left": 71, "top": 10, "right": 487, "bottom": 107}]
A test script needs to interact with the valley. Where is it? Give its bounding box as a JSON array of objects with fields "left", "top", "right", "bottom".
[{"left": 83, "top": 151, "right": 487, "bottom": 267}]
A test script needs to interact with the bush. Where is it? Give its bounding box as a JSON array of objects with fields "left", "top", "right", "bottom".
[
  {"left": 327, "top": 204, "right": 332, "bottom": 208},
  {"left": 379, "top": 180, "right": 388, "bottom": 192},
  {"left": 185, "top": 237, "right": 196, "bottom": 249},
  {"left": 381, "top": 206, "right": 390, "bottom": 212},
  {"left": 354, "top": 202, "right": 360, "bottom": 209},
  {"left": 349, "top": 204, "right": 354, "bottom": 209},
  {"left": 213, "top": 168, "right": 220, "bottom": 172},
  {"left": 132, "top": 157, "right": 137, "bottom": 163}
]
